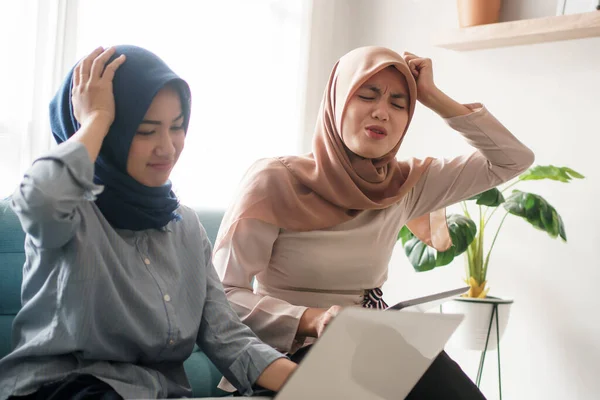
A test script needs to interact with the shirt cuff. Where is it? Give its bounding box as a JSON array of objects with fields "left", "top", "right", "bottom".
[{"left": 228, "top": 343, "right": 287, "bottom": 396}]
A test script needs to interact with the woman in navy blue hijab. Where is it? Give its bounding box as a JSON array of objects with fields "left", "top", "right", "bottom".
[
  {"left": 50, "top": 45, "right": 188, "bottom": 230},
  {"left": 0, "top": 46, "right": 296, "bottom": 399}
]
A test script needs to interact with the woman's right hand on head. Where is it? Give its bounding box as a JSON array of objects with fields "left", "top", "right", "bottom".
[
  {"left": 71, "top": 47, "right": 126, "bottom": 129},
  {"left": 298, "top": 305, "right": 343, "bottom": 338}
]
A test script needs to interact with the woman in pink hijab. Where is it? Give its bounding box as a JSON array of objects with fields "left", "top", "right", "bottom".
[{"left": 214, "top": 46, "right": 534, "bottom": 398}]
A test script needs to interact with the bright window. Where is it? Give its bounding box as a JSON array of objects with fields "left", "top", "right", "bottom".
[{"left": 1, "top": 0, "right": 312, "bottom": 210}]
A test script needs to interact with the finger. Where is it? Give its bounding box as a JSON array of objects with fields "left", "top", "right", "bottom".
[
  {"left": 90, "top": 47, "right": 117, "bottom": 80},
  {"left": 80, "top": 46, "right": 104, "bottom": 83},
  {"left": 403, "top": 55, "right": 418, "bottom": 64},
  {"left": 321, "top": 314, "right": 334, "bottom": 328},
  {"left": 72, "top": 63, "right": 81, "bottom": 88},
  {"left": 101, "top": 54, "right": 126, "bottom": 82},
  {"left": 407, "top": 59, "right": 420, "bottom": 77},
  {"left": 402, "top": 51, "right": 418, "bottom": 61}
]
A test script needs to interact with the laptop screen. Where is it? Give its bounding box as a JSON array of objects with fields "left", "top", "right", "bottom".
[{"left": 385, "top": 286, "right": 469, "bottom": 312}]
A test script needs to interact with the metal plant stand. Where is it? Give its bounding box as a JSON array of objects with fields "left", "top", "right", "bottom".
[{"left": 475, "top": 301, "right": 503, "bottom": 400}]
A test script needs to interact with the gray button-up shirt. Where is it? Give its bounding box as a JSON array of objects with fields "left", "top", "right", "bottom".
[{"left": 0, "top": 141, "right": 283, "bottom": 399}]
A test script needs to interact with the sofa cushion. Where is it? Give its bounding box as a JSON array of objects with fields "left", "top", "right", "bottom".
[
  {"left": 184, "top": 347, "right": 229, "bottom": 397},
  {"left": 0, "top": 315, "right": 15, "bottom": 357},
  {"left": 196, "top": 209, "right": 225, "bottom": 246},
  {"left": 0, "top": 253, "right": 24, "bottom": 316},
  {"left": 0, "top": 201, "right": 26, "bottom": 253}
]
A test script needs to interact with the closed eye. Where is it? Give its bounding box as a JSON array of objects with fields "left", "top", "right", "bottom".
[
  {"left": 170, "top": 125, "right": 185, "bottom": 131},
  {"left": 136, "top": 130, "right": 155, "bottom": 136},
  {"left": 392, "top": 103, "right": 406, "bottom": 109},
  {"left": 358, "top": 95, "right": 375, "bottom": 100}
]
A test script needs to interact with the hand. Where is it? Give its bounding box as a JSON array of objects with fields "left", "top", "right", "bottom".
[
  {"left": 402, "top": 51, "right": 441, "bottom": 109},
  {"left": 71, "top": 46, "right": 126, "bottom": 129},
  {"left": 315, "top": 305, "right": 342, "bottom": 337},
  {"left": 298, "top": 305, "right": 343, "bottom": 338},
  {"left": 402, "top": 51, "right": 471, "bottom": 118}
]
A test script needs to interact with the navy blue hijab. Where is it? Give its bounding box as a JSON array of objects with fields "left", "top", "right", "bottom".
[{"left": 50, "top": 45, "right": 191, "bottom": 230}]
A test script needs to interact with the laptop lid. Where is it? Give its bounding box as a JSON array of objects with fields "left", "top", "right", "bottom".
[
  {"left": 385, "top": 286, "right": 469, "bottom": 312},
  {"left": 276, "top": 308, "right": 464, "bottom": 400}
]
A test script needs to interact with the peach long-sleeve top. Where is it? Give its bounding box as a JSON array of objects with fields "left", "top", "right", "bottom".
[{"left": 214, "top": 104, "right": 535, "bottom": 353}]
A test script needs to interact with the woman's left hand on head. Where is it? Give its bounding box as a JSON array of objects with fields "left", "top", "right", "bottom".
[
  {"left": 402, "top": 52, "right": 441, "bottom": 109},
  {"left": 72, "top": 46, "right": 126, "bottom": 129}
]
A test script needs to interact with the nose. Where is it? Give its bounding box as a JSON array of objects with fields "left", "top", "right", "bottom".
[
  {"left": 154, "top": 128, "right": 176, "bottom": 158},
  {"left": 371, "top": 101, "right": 389, "bottom": 122}
]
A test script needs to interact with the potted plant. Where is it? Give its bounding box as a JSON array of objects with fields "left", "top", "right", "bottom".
[
  {"left": 398, "top": 165, "right": 584, "bottom": 350},
  {"left": 457, "top": 0, "right": 503, "bottom": 28}
]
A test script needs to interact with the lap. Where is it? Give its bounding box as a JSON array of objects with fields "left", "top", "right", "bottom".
[
  {"left": 9, "top": 374, "right": 122, "bottom": 400},
  {"left": 406, "top": 351, "right": 486, "bottom": 400}
]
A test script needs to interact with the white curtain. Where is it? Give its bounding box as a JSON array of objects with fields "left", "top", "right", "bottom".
[
  {"left": 1, "top": 0, "right": 313, "bottom": 209},
  {"left": 0, "top": 0, "right": 79, "bottom": 198}
]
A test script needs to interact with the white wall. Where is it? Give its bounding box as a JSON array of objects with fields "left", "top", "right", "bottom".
[{"left": 302, "top": 1, "right": 600, "bottom": 398}]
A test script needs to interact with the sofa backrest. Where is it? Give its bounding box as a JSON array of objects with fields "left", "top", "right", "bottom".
[
  {"left": 0, "top": 200, "right": 26, "bottom": 358},
  {"left": 0, "top": 198, "right": 224, "bottom": 359}
]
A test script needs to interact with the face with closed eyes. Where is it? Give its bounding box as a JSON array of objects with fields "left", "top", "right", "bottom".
[
  {"left": 126, "top": 85, "right": 186, "bottom": 187},
  {"left": 340, "top": 66, "right": 410, "bottom": 159}
]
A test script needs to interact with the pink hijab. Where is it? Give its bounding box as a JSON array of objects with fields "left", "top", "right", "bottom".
[{"left": 215, "top": 46, "right": 451, "bottom": 252}]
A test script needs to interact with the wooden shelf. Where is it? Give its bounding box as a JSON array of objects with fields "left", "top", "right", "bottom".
[{"left": 434, "top": 11, "right": 600, "bottom": 51}]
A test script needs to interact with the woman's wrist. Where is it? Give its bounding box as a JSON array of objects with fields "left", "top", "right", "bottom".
[
  {"left": 70, "top": 114, "right": 112, "bottom": 163},
  {"left": 297, "top": 308, "right": 326, "bottom": 337},
  {"left": 256, "top": 358, "right": 297, "bottom": 392},
  {"left": 421, "top": 87, "right": 472, "bottom": 119},
  {"left": 83, "top": 113, "right": 113, "bottom": 134}
]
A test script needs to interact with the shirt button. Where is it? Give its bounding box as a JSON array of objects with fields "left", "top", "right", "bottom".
[
  {"left": 144, "top": 258, "right": 151, "bottom": 265},
  {"left": 164, "top": 294, "right": 171, "bottom": 302}
]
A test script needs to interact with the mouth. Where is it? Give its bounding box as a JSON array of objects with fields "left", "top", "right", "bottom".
[
  {"left": 365, "top": 125, "right": 388, "bottom": 139},
  {"left": 147, "top": 162, "right": 173, "bottom": 171}
]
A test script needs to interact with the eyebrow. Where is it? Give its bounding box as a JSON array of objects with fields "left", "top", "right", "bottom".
[
  {"left": 140, "top": 113, "right": 184, "bottom": 125},
  {"left": 362, "top": 85, "right": 407, "bottom": 100}
]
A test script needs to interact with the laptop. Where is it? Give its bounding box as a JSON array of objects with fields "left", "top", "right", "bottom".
[
  {"left": 271, "top": 288, "right": 468, "bottom": 399},
  {"left": 200, "top": 288, "right": 467, "bottom": 400},
  {"left": 386, "top": 286, "right": 470, "bottom": 312}
]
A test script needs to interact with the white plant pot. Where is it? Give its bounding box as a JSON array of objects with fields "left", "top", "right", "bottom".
[{"left": 441, "top": 297, "right": 513, "bottom": 351}]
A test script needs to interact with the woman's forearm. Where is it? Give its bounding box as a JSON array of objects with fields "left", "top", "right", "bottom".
[
  {"left": 256, "top": 358, "right": 297, "bottom": 392},
  {"left": 421, "top": 88, "right": 472, "bottom": 119}
]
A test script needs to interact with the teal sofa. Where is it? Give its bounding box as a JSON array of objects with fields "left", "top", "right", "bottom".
[{"left": 0, "top": 199, "right": 228, "bottom": 398}]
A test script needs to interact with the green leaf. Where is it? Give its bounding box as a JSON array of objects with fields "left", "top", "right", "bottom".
[
  {"left": 398, "top": 225, "right": 413, "bottom": 245},
  {"left": 468, "top": 188, "right": 505, "bottom": 207},
  {"left": 503, "top": 190, "right": 567, "bottom": 241},
  {"left": 447, "top": 214, "right": 477, "bottom": 254},
  {"left": 435, "top": 247, "right": 456, "bottom": 267},
  {"left": 398, "top": 214, "right": 477, "bottom": 272},
  {"left": 519, "top": 165, "right": 585, "bottom": 182},
  {"left": 404, "top": 237, "right": 437, "bottom": 272},
  {"left": 563, "top": 167, "right": 585, "bottom": 179}
]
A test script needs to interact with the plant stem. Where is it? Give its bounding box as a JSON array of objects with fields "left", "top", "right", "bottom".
[
  {"left": 501, "top": 179, "right": 519, "bottom": 194},
  {"left": 484, "top": 179, "right": 520, "bottom": 226},
  {"left": 461, "top": 201, "right": 471, "bottom": 220},
  {"left": 482, "top": 210, "right": 510, "bottom": 281},
  {"left": 477, "top": 205, "right": 485, "bottom": 283},
  {"left": 485, "top": 205, "right": 499, "bottom": 227},
  {"left": 466, "top": 239, "right": 475, "bottom": 283}
]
